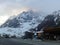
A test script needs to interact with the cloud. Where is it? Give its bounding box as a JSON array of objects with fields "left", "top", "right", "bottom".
[
  {"left": 0, "top": 0, "right": 60, "bottom": 15},
  {"left": 0, "top": 15, "right": 9, "bottom": 25},
  {"left": 0, "top": 0, "right": 60, "bottom": 24}
]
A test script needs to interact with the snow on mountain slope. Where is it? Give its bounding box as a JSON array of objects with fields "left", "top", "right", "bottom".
[
  {"left": 0, "top": 27, "right": 23, "bottom": 37},
  {"left": 52, "top": 10, "right": 60, "bottom": 25},
  {"left": 0, "top": 10, "right": 45, "bottom": 37},
  {"left": 36, "top": 10, "right": 60, "bottom": 31}
]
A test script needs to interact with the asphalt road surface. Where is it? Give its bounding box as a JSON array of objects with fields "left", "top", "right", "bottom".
[
  {"left": 0, "top": 38, "right": 33, "bottom": 45},
  {"left": 0, "top": 38, "right": 60, "bottom": 45}
]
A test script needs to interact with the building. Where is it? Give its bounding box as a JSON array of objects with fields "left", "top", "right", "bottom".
[{"left": 43, "top": 27, "right": 60, "bottom": 40}]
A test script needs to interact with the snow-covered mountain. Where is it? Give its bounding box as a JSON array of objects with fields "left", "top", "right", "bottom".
[
  {"left": 37, "top": 10, "right": 60, "bottom": 31},
  {"left": 52, "top": 10, "right": 60, "bottom": 25},
  {"left": 0, "top": 10, "right": 44, "bottom": 37},
  {"left": 1, "top": 10, "right": 44, "bottom": 27},
  {"left": 1, "top": 10, "right": 60, "bottom": 37}
]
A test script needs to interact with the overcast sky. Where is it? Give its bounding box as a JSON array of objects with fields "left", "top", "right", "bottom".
[{"left": 0, "top": 0, "right": 60, "bottom": 25}]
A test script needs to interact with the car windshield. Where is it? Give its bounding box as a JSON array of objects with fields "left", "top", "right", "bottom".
[{"left": 0, "top": 0, "right": 60, "bottom": 45}]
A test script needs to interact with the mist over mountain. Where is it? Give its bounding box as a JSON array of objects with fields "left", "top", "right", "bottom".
[
  {"left": 0, "top": 10, "right": 45, "bottom": 37},
  {"left": 0, "top": 10, "right": 60, "bottom": 37},
  {"left": 1, "top": 10, "right": 44, "bottom": 28}
]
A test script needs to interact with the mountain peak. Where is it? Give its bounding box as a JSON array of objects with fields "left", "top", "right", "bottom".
[
  {"left": 52, "top": 10, "right": 60, "bottom": 16},
  {"left": 21, "top": 9, "right": 34, "bottom": 15},
  {"left": 1, "top": 10, "right": 44, "bottom": 28}
]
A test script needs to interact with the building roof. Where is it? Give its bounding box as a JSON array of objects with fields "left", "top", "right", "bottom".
[{"left": 43, "top": 27, "right": 60, "bottom": 32}]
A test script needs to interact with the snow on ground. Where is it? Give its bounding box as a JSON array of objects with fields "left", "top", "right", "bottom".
[{"left": 0, "top": 27, "right": 22, "bottom": 37}]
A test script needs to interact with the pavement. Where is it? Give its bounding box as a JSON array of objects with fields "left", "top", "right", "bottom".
[
  {"left": 0, "top": 38, "right": 33, "bottom": 45},
  {"left": 11, "top": 38, "right": 60, "bottom": 45},
  {"left": 0, "top": 38, "right": 60, "bottom": 45}
]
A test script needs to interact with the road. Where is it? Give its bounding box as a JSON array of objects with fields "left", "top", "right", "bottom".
[
  {"left": 0, "top": 38, "right": 60, "bottom": 45},
  {"left": 0, "top": 38, "right": 33, "bottom": 45}
]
